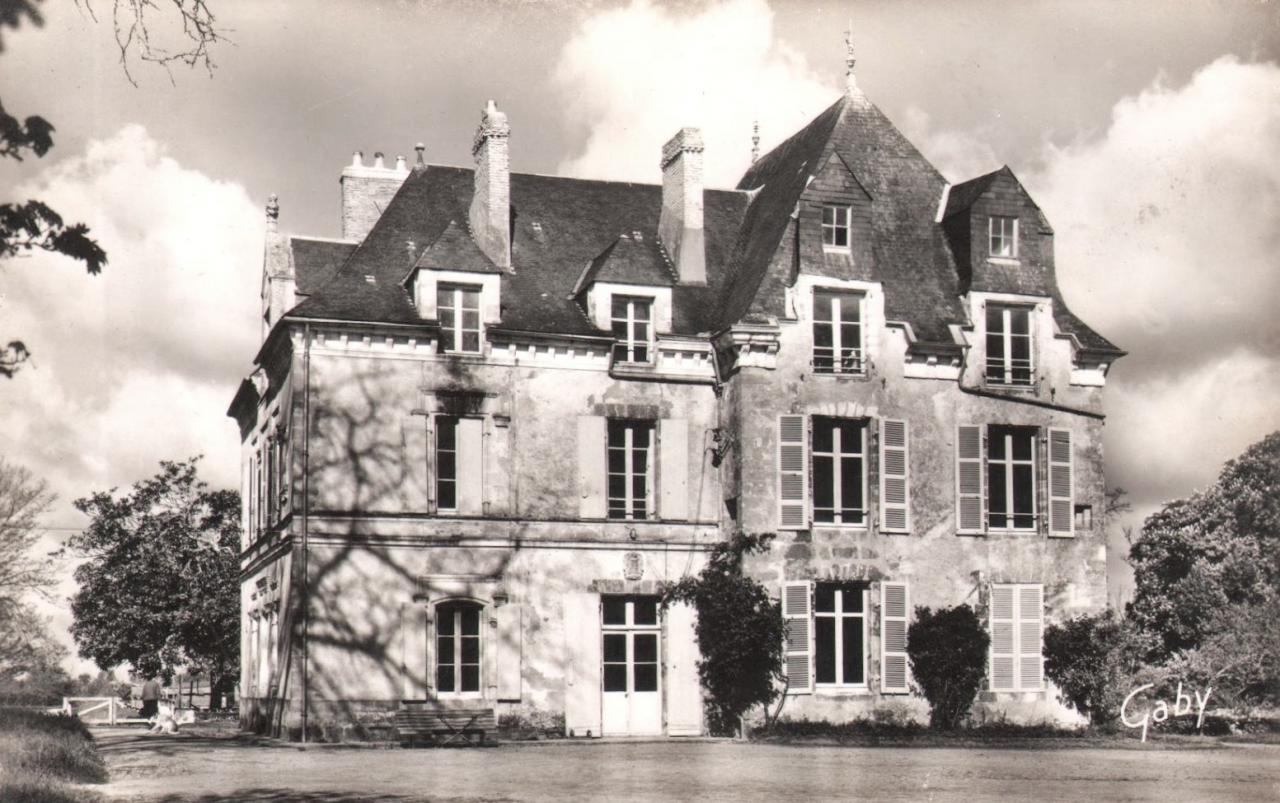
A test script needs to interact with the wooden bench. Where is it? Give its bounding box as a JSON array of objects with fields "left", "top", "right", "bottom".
[{"left": 393, "top": 706, "right": 496, "bottom": 747}]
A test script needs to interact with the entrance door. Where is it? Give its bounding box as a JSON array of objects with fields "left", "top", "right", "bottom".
[{"left": 600, "top": 595, "right": 662, "bottom": 735}]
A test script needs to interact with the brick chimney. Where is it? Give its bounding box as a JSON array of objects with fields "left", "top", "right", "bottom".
[
  {"left": 469, "top": 100, "right": 512, "bottom": 269},
  {"left": 340, "top": 149, "right": 409, "bottom": 242},
  {"left": 659, "top": 128, "right": 706, "bottom": 286}
]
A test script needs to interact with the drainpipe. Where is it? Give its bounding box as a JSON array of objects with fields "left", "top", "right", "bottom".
[
  {"left": 300, "top": 322, "right": 312, "bottom": 742},
  {"left": 954, "top": 344, "right": 1104, "bottom": 420}
]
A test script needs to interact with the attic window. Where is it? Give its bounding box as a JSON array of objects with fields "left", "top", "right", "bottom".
[
  {"left": 822, "top": 205, "right": 851, "bottom": 250},
  {"left": 989, "top": 216, "right": 1018, "bottom": 258}
]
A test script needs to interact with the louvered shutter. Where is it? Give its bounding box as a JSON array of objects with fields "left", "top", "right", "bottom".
[
  {"left": 956, "top": 425, "right": 985, "bottom": 534},
  {"left": 1018, "top": 585, "right": 1044, "bottom": 690},
  {"left": 782, "top": 581, "right": 813, "bottom": 694},
  {"left": 989, "top": 585, "right": 1016, "bottom": 691},
  {"left": 778, "top": 415, "right": 808, "bottom": 529},
  {"left": 1048, "top": 429, "right": 1074, "bottom": 536},
  {"left": 880, "top": 582, "right": 910, "bottom": 693},
  {"left": 577, "top": 417, "right": 607, "bottom": 519},
  {"left": 879, "top": 419, "right": 910, "bottom": 533},
  {"left": 457, "top": 417, "right": 485, "bottom": 515},
  {"left": 659, "top": 419, "right": 689, "bottom": 521},
  {"left": 494, "top": 603, "right": 522, "bottom": 701}
]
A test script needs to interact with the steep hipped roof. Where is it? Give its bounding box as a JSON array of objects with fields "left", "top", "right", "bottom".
[
  {"left": 290, "top": 237, "right": 356, "bottom": 295},
  {"left": 288, "top": 167, "right": 749, "bottom": 335}
]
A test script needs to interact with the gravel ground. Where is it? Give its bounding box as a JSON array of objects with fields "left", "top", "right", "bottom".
[{"left": 86, "top": 727, "right": 1280, "bottom": 802}]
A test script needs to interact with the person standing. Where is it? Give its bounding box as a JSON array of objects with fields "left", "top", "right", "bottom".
[{"left": 140, "top": 676, "right": 162, "bottom": 719}]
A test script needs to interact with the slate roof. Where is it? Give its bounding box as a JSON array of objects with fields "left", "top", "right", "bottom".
[
  {"left": 290, "top": 237, "right": 356, "bottom": 295},
  {"left": 285, "top": 86, "right": 1119, "bottom": 356}
]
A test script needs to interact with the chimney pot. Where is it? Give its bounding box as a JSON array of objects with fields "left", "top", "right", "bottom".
[
  {"left": 374, "top": 152, "right": 386, "bottom": 169},
  {"left": 414, "top": 143, "right": 426, "bottom": 168},
  {"left": 351, "top": 151, "right": 364, "bottom": 168},
  {"left": 395, "top": 155, "right": 407, "bottom": 171}
]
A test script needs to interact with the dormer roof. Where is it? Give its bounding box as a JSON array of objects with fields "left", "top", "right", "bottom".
[
  {"left": 573, "top": 232, "right": 675, "bottom": 297},
  {"left": 410, "top": 219, "right": 502, "bottom": 277}
]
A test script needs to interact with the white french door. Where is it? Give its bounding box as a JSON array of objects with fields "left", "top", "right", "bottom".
[{"left": 600, "top": 595, "right": 662, "bottom": 735}]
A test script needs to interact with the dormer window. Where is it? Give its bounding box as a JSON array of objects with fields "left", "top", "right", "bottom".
[
  {"left": 989, "top": 216, "right": 1018, "bottom": 258},
  {"left": 611, "top": 296, "right": 653, "bottom": 364},
  {"left": 813, "top": 290, "right": 864, "bottom": 374},
  {"left": 438, "top": 284, "right": 482, "bottom": 353},
  {"left": 986, "top": 305, "right": 1033, "bottom": 386},
  {"left": 822, "top": 205, "right": 851, "bottom": 250}
]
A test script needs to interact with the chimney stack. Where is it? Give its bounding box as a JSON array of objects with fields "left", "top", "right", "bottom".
[
  {"left": 340, "top": 148, "right": 410, "bottom": 242},
  {"left": 469, "top": 100, "right": 511, "bottom": 269},
  {"left": 659, "top": 128, "right": 707, "bottom": 286}
]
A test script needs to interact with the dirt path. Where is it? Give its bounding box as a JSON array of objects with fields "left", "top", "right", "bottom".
[{"left": 87, "top": 727, "right": 1280, "bottom": 802}]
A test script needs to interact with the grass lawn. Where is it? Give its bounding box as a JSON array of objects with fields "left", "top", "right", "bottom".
[{"left": 0, "top": 707, "right": 108, "bottom": 803}]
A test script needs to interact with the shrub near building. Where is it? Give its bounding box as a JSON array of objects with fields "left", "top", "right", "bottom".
[{"left": 906, "top": 605, "right": 989, "bottom": 730}]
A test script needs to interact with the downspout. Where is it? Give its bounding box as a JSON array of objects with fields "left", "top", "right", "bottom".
[
  {"left": 300, "top": 322, "right": 312, "bottom": 742},
  {"left": 954, "top": 344, "right": 1104, "bottom": 420}
]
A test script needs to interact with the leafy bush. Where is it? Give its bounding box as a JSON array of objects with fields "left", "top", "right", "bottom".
[
  {"left": 663, "top": 532, "right": 784, "bottom": 736},
  {"left": 1044, "top": 610, "right": 1152, "bottom": 726},
  {"left": 1159, "top": 595, "right": 1280, "bottom": 710},
  {"left": 906, "top": 604, "right": 989, "bottom": 730}
]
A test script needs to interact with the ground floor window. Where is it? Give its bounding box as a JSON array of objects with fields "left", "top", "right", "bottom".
[
  {"left": 436, "top": 600, "right": 482, "bottom": 695},
  {"left": 601, "top": 595, "right": 659, "bottom": 693},
  {"left": 814, "top": 582, "right": 867, "bottom": 686}
]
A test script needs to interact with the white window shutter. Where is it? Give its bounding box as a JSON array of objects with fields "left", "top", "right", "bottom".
[
  {"left": 1048, "top": 428, "right": 1074, "bottom": 536},
  {"left": 879, "top": 582, "right": 910, "bottom": 694},
  {"left": 401, "top": 415, "right": 430, "bottom": 512},
  {"left": 956, "top": 425, "right": 985, "bottom": 534},
  {"left": 400, "top": 603, "right": 428, "bottom": 700},
  {"left": 665, "top": 601, "right": 704, "bottom": 735},
  {"left": 577, "top": 417, "right": 607, "bottom": 519},
  {"left": 659, "top": 419, "right": 689, "bottom": 521},
  {"left": 989, "top": 585, "right": 1015, "bottom": 691},
  {"left": 778, "top": 415, "right": 808, "bottom": 529},
  {"left": 1018, "top": 585, "right": 1044, "bottom": 691},
  {"left": 782, "top": 581, "right": 814, "bottom": 694},
  {"left": 457, "top": 417, "right": 485, "bottom": 515},
  {"left": 879, "top": 419, "right": 910, "bottom": 533},
  {"left": 563, "top": 592, "right": 602, "bottom": 737},
  {"left": 494, "top": 603, "right": 523, "bottom": 701}
]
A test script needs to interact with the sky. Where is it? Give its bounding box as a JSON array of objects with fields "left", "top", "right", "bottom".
[{"left": 2, "top": 0, "right": 1278, "bottom": 673}]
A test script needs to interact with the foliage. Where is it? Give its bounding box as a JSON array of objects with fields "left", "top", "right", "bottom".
[
  {"left": 906, "top": 604, "right": 990, "bottom": 730},
  {"left": 1044, "top": 610, "right": 1153, "bottom": 726},
  {"left": 662, "top": 532, "right": 785, "bottom": 735},
  {"left": 1158, "top": 595, "right": 1280, "bottom": 711},
  {"left": 0, "top": 707, "right": 107, "bottom": 802},
  {"left": 68, "top": 458, "right": 240, "bottom": 698},
  {"left": 1128, "top": 431, "right": 1280, "bottom": 659}
]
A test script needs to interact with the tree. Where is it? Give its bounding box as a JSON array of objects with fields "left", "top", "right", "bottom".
[
  {"left": 1, "top": 0, "right": 225, "bottom": 377},
  {"left": 906, "top": 604, "right": 989, "bottom": 730},
  {"left": 1044, "top": 610, "right": 1153, "bottom": 727},
  {"left": 0, "top": 457, "right": 59, "bottom": 677},
  {"left": 662, "top": 532, "right": 785, "bottom": 736},
  {"left": 68, "top": 457, "right": 240, "bottom": 703},
  {"left": 1127, "top": 431, "right": 1280, "bottom": 658}
]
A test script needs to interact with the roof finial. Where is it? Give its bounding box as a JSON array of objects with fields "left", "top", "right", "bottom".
[
  {"left": 844, "top": 20, "right": 857, "bottom": 93},
  {"left": 750, "top": 121, "right": 760, "bottom": 164},
  {"left": 265, "top": 194, "right": 279, "bottom": 233}
]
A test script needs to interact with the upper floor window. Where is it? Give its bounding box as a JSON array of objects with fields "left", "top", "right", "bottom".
[
  {"left": 436, "top": 600, "right": 482, "bottom": 696},
  {"left": 813, "top": 290, "right": 864, "bottom": 375},
  {"left": 811, "top": 417, "right": 867, "bottom": 526},
  {"left": 610, "top": 296, "right": 652, "bottom": 364},
  {"left": 434, "top": 416, "right": 483, "bottom": 515},
  {"left": 438, "top": 284, "right": 482, "bottom": 353},
  {"left": 822, "top": 205, "right": 851, "bottom": 250},
  {"left": 987, "top": 425, "right": 1037, "bottom": 531},
  {"left": 989, "top": 216, "right": 1018, "bottom": 258},
  {"left": 814, "top": 582, "right": 867, "bottom": 687},
  {"left": 986, "top": 305, "right": 1033, "bottom": 387},
  {"left": 607, "top": 419, "right": 654, "bottom": 520}
]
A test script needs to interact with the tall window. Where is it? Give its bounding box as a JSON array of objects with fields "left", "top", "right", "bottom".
[
  {"left": 822, "top": 204, "right": 851, "bottom": 249},
  {"left": 988, "top": 425, "right": 1036, "bottom": 530},
  {"left": 607, "top": 420, "right": 654, "bottom": 520},
  {"left": 438, "top": 284, "right": 481, "bottom": 353},
  {"left": 813, "top": 290, "right": 863, "bottom": 374},
  {"left": 989, "top": 215, "right": 1018, "bottom": 258},
  {"left": 436, "top": 416, "right": 459, "bottom": 511},
  {"left": 814, "top": 583, "right": 866, "bottom": 686},
  {"left": 986, "top": 305, "right": 1033, "bottom": 386},
  {"left": 811, "top": 417, "right": 866, "bottom": 525},
  {"left": 611, "top": 296, "right": 652, "bottom": 364},
  {"left": 436, "top": 601, "right": 481, "bottom": 696},
  {"left": 602, "top": 595, "right": 660, "bottom": 695}
]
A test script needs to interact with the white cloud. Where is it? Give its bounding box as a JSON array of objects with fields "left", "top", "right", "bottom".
[
  {"left": 0, "top": 125, "right": 260, "bottom": 672},
  {"left": 553, "top": 0, "right": 837, "bottom": 187},
  {"left": 899, "top": 106, "right": 1001, "bottom": 184}
]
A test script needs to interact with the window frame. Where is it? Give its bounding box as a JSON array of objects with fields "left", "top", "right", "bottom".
[
  {"left": 437, "top": 283, "right": 483, "bottom": 354},
  {"left": 810, "top": 416, "right": 868, "bottom": 527},
  {"left": 988, "top": 215, "right": 1018, "bottom": 258},
  {"left": 985, "top": 304, "right": 1034, "bottom": 387},
  {"left": 821, "top": 204, "right": 852, "bottom": 251},
  {"left": 813, "top": 582, "right": 869, "bottom": 689},
  {"left": 610, "top": 295, "right": 654, "bottom": 365},
  {"left": 606, "top": 419, "right": 656, "bottom": 521},
  {"left": 986, "top": 425, "right": 1038, "bottom": 532},
  {"left": 435, "top": 415, "right": 460, "bottom": 514},
  {"left": 434, "top": 599, "right": 484, "bottom": 699},
  {"left": 812, "top": 290, "right": 865, "bottom": 375}
]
